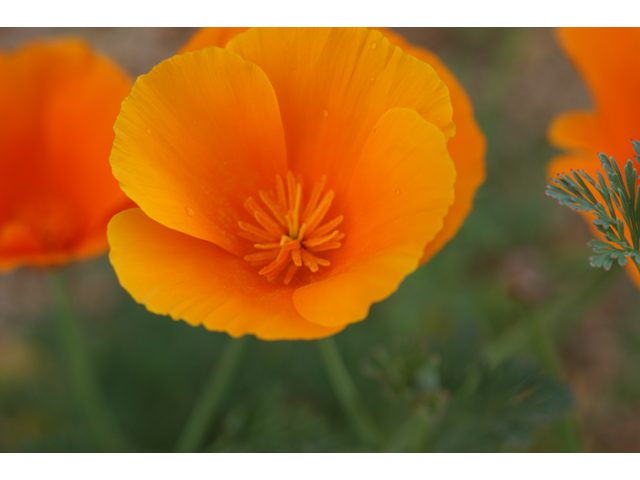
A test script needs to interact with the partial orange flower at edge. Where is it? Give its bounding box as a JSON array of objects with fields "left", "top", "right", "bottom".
[
  {"left": 108, "top": 27, "right": 462, "bottom": 340},
  {"left": 0, "top": 39, "right": 134, "bottom": 272},
  {"left": 547, "top": 27, "right": 640, "bottom": 288}
]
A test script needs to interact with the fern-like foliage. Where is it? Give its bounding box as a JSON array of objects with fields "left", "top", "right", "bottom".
[{"left": 546, "top": 140, "right": 640, "bottom": 272}]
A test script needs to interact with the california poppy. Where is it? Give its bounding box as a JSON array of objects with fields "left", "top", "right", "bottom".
[
  {"left": 548, "top": 27, "right": 640, "bottom": 286},
  {"left": 0, "top": 39, "right": 133, "bottom": 272},
  {"left": 108, "top": 27, "right": 484, "bottom": 340}
]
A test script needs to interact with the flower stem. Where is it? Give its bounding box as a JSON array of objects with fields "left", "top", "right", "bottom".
[
  {"left": 175, "top": 336, "right": 248, "bottom": 452},
  {"left": 383, "top": 406, "right": 431, "bottom": 452},
  {"left": 49, "top": 271, "right": 124, "bottom": 452},
  {"left": 482, "top": 268, "right": 615, "bottom": 453},
  {"left": 525, "top": 305, "right": 584, "bottom": 453},
  {"left": 483, "top": 268, "right": 612, "bottom": 365},
  {"left": 317, "top": 337, "right": 380, "bottom": 448}
]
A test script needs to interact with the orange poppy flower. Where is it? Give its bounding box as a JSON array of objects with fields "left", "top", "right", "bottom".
[
  {"left": 547, "top": 27, "right": 640, "bottom": 287},
  {"left": 0, "top": 39, "right": 133, "bottom": 272},
  {"left": 108, "top": 27, "right": 481, "bottom": 340}
]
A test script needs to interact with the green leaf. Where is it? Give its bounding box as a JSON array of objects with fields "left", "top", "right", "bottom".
[
  {"left": 363, "top": 327, "right": 573, "bottom": 452},
  {"left": 546, "top": 140, "right": 640, "bottom": 272},
  {"left": 429, "top": 361, "right": 573, "bottom": 452}
]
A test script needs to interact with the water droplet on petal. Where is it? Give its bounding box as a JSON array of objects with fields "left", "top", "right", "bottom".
[
  {"left": 322, "top": 109, "right": 329, "bottom": 118},
  {"left": 370, "top": 42, "right": 377, "bottom": 49},
  {"left": 370, "top": 76, "right": 375, "bottom": 82},
  {"left": 185, "top": 207, "right": 194, "bottom": 217},
  {"left": 395, "top": 189, "right": 400, "bottom": 195},
  {"left": 373, "top": 128, "right": 378, "bottom": 134},
  {"left": 146, "top": 128, "right": 151, "bottom": 135}
]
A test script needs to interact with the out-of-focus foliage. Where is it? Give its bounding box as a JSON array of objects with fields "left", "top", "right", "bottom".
[{"left": 362, "top": 326, "right": 572, "bottom": 452}]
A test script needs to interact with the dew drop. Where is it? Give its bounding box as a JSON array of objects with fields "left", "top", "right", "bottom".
[
  {"left": 322, "top": 109, "right": 329, "bottom": 118},
  {"left": 145, "top": 128, "right": 151, "bottom": 135},
  {"left": 370, "top": 42, "right": 377, "bottom": 49},
  {"left": 373, "top": 128, "right": 378, "bottom": 134},
  {"left": 395, "top": 189, "right": 400, "bottom": 195},
  {"left": 185, "top": 207, "right": 194, "bottom": 217},
  {"left": 370, "top": 76, "right": 375, "bottom": 82}
]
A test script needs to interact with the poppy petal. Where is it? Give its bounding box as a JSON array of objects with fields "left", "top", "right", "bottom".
[
  {"left": 226, "top": 27, "right": 454, "bottom": 201},
  {"left": 292, "top": 108, "right": 455, "bottom": 327},
  {"left": 178, "top": 27, "right": 249, "bottom": 54},
  {"left": 108, "top": 208, "right": 345, "bottom": 340},
  {"left": 374, "top": 28, "right": 486, "bottom": 264},
  {"left": 548, "top": 110, "right": 610, "bottom": 155},
  {"left": 556, "top": 28, "right": 640, "bottom": 146},
  {"left": 110, "top": 46, "right": 288, "bottom": 258}
]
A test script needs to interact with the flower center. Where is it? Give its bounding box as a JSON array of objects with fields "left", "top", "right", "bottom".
[{"left": 238, "top": 171, "right": 344, "bottom": 284}]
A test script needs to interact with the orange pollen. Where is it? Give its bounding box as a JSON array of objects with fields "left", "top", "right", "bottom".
[{"left": 239, "top": 171, "right": 344, "bottom": 285}]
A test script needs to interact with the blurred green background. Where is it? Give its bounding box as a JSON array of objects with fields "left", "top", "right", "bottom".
[{"left": 1, "top": 27, "right": 640, "bottom": 453}]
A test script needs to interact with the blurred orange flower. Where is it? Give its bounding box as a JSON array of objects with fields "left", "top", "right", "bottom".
[
  {"left": 108, "top": 27, "right": 480, "bottom": 340},
  {"left": 548, "top": 27, "right": 640, "bottom": 287},
  {"left": 0, "top": 39, "right": 133, "bottom": 272}
]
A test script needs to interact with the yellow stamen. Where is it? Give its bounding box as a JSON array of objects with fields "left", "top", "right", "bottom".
[
  {"left": 306, "top": 242, "right": 341, "bottom": 252},
  {"left": 302, "top": 176, "right": 326, "bottom": 222},
  {"left": 244, "top": 250, "right": 279, "bottom": 262},
  {"left": 254, "top": 210, "right": 284, "bottom": 237},
  {"left": 254, "top": 242, "right": 282, "bottom": 250},
  {"left": 275, "top": 175, "right": 287, "bottom": 211},
  {"left": 258, "top": 190, "right": 287, "bottom": 226},
  {"left": 238, "top": 171, "right": 344, "bottom": 284},
  {"left": 305, "top": 190, "right": 334, "bottom": 234},
  {"left": 291, "top": 248, "right": 302, "bottom": 267},
  {"left": 301, "top": 249, "right": 319, "bottom": 272},
  {"left": 238, "top": 231, "right": 266, "bottom": 243},
  {"left": 238, "top": 222, "right": 279, "bottom": 242},
  {"left": 302, "top": 230, "right": 340, "bottom": 248},
  {"left": 283, "top": 263, "right": 298, "bottom": 285},
  {"left": 311, "top": 215, "right": 343, "bottom": 238}
]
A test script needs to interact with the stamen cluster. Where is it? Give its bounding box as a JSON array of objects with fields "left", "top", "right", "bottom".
[{"left": 239, "top": 172, "right": 344, "bottom": 284}]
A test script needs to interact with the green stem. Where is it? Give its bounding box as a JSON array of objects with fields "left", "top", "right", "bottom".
[
  {"left": 482, "top": 268, "right": 616, "bottom": 453},
  {"left": 49, "top": 271, "right": 124, "bottom": 452},
  {"left": 525, "top": 305, "right": 584, "bottom": 453},
  {"left": 175, "top": 336, "right": 248, "bottom": 452},
  {"left": 526, "top": 306, "right": 561, "bottom": 374},
  {"left": 483, "top": 267, "right": 612, "bottom": 365},
  {"left": 317, "top": 337, "right": 380, "bottom": 448},
  {"left": 383, "top": 407, "right": 430, "bottom": 452}
]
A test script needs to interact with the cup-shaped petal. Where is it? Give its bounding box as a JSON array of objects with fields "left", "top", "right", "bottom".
[
  {"left": 293, "top": 108, "right": 455, "bottom": 326},
  {"left": 108, "top": 208, "right": 345, "bottom": 340},
  {"left": 227, "top": 27, "right": 455, "bottom": 207},
  {"left": 110, "top": 46, "right": 288, "bottom": 257},
  {"left": 375, "top": 28, "right": 486, "bottom": 265}
]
